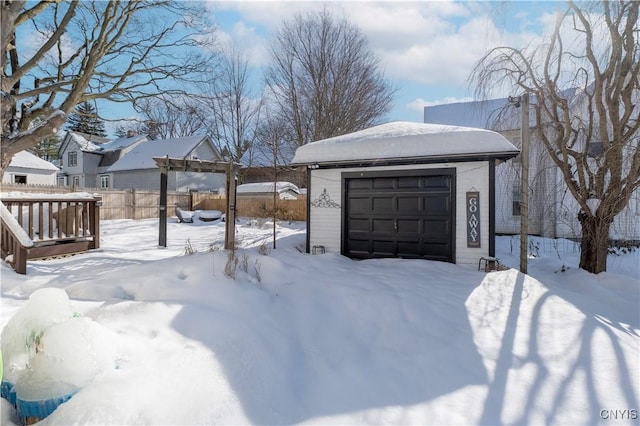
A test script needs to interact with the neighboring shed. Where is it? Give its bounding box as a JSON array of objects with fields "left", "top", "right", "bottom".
[
  {"left": 3, "top": 151, "right": 59, "bottom": 185},
  {"left": 106, "top": 136, "right": 226, "bottom": 192},
  {"left": 236, "top": 182, "right": 301, "bottom": 200},
  {"left": 290, "top": 121, "right": 519, "bottom": 265}
]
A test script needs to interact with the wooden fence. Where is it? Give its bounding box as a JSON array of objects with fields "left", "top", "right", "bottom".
[
  {"left": 192, "top": 193, "right": 307, "bottom": 221},
  {"left": 1, "top": 184, "right": 307, "bottom": 221}
]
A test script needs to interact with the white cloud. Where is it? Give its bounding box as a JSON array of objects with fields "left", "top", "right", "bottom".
[
  {"left": 214, "top": 21, "right": 270, "bottom": 67},
  {"left": 207, "top": 1, "right": 571, "bottom": 106}
]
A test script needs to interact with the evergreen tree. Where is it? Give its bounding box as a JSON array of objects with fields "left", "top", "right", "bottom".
[
  {"left": 32, "top": 135, "right": 61, "bottom": 161},
  {"left": 66, "top": 102, "right": 107, "bottom": 137}
]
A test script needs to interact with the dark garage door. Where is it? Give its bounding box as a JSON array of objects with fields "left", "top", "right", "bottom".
[{"left": 344, "top": 169, "right": 455, "bottom": 262}]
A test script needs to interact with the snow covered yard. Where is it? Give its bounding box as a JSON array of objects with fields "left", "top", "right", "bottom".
[{"left": 1, "top": 217, "right": 638, "bottom": 425}]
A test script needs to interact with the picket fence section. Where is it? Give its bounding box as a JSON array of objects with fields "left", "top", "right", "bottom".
[{"left": 1, "top": 184, "right": 307, "bottom": 221}]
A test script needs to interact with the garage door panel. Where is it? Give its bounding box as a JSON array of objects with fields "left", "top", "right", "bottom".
[
  {"left": 373, "top": 178, "right": 395, "bottom": 189},
  {"left": 349, "top": 197, "right": 370, "bottom": 213},
  {"left": 422, "top": 175, "right": 451, "bottom": 189},
  {"left": 348, "top": 218, "right": 370, "bottom": 232},
  {"left": 423, "top": 219, "right": 450, "bottom": 237},
  {"left": 398, "top": 176, "right": 421, "bottom": 189},
  {"left": 372, "top": 240, "right": 395, "bottom": 256},
  {"left": 372, "top": 197, "right": 394, "bottom": 213},
  {"left": 398, "top": 196, "right": 421, "bottom": 213},
  {"left": 372, "top": 219, "right": 395, "bottom": 233},
  {"left": 349, "top": 238, "right": 371, "bottom": 256},
  {"left": 398, "top": 241, "right": 421, "bottom": 258},
  {"left": 397, "top": 219, "right": 420, "bottom": 233},
  {"left": 349, "top": 179, "right": 373, "bottom": 191},
  {"left": 425, "top": 195, "right": 451, "bottom": 214}
]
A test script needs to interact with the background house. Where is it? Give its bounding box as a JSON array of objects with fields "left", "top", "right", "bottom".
[
  {"left": 106, "top": 135, "right": 225, "bottom": 192},
  {"left": 2, "top": 151, "right": 59, "bottom": 185},
  {"left": 57, "top": 131, "right": 146, "bottom": 188},
  {"left": 424, "top": 99, "right": 640, "bottom": 241},
  {"left": 291, "top": 122, "right": 519, "bottom": 265},
  {"left": 57, "top": 132, "right": 225, "bottom": 192}
]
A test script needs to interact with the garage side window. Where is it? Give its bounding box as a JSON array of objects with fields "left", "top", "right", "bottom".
[
  {"left": 68, "top": 151, "right": 77, "bottom": 166},
  {"left": 512, "top": 183, "right": 521, "bottom": 216},
  {"left": 100, "top": 175, "right": 110, "bottom": 188}
]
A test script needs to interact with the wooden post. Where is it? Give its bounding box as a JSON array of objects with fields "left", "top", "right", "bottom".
[
  {"left": 225, "top": 161, "right": 237, "bottom": 250},
  {"left": 520, "top": 93, "right": 530, "bottom": 274},
  {"left": 14, "top": 241, "right": 27, "bottom": 275},
  {"left": 159, "top": 164, "right": 168, "bottom": 247},
  {"left": 91, "top": 196, "right": 101, "bottom": 249}
]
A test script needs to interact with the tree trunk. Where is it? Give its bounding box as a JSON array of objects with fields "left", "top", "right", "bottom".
[{"left": 578, "top": 212, "right": 612, "bottom": 274}]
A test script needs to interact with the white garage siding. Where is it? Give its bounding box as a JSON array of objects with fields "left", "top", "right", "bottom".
[{"left": 309, "top": 162, "right": 491, "bottom": 265}]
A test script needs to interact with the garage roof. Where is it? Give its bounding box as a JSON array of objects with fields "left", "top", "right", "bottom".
[{"left": 290, "top": 121, "right": 519, "bottom": 166}]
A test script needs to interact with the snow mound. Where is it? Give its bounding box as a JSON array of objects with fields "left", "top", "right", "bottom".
[
  {"left": 1, "top": 289, "right": 74, "bottom": 384},
  {"left": 14, "top": 317, "right": 117, "bottom": 401}
]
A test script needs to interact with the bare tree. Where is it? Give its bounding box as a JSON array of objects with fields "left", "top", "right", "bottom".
[
  {"left": 203, "top": 48, "right": 263, "bottom": 162},
  {"left": 265, "top": 8, "right": 395, "bottom": 147},
  {"left": 133, "top": 96, "right": 208, "bottom": 139},
  {"left": 471, "top": 0, "right": 639, "bottom": 273},
  {"left": 1, "top": 0, "right": 215, "bottom": 178}
]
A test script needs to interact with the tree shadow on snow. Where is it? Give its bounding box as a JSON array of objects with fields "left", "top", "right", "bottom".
[
  {"left": 479, "top": 271, "right": 638, "bottom": 425},
  {"left": 170, "top": 258, "right": 490, "bottom": 424}
]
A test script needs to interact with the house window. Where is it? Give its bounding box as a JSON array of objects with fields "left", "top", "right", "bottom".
[
  {"left": 72, "top": 176, "right": 80, "bottom": 187},
  {"left": 68, "top": 151, "right": 77, "bottom": 166},
  {"left": 14, "top": 175, "right": 27, "bottom": 184},
  {"left": 100, "top": 175, "right": 110, "bottom": 188},
  {"left": 512, "top": 183, "right": 522, "bottom": 216}
]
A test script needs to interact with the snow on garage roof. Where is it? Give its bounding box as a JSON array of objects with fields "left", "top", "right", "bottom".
[
  {"left": 10, "top": 151, "right": 59, "bottom": 171},
  {"left": 290, "top": 121, "right": 519, "bottom": 166}
]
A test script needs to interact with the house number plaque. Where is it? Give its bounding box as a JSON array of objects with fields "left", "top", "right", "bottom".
[{"left": 466, "top": 191, "right": 481, "bottom": 248}]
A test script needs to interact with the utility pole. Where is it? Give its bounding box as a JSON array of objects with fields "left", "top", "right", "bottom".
[{"left": 509, "top": 93, "right": 530, "bottom": 274}]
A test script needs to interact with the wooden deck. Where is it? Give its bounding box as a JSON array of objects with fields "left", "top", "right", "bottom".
[{"left": 0, "top": 194, "right": 101, "bottom": 274}]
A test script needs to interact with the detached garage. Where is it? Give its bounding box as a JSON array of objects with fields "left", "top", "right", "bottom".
[{"left": 290, "top": 122, "right": 519, "bottom": 265}]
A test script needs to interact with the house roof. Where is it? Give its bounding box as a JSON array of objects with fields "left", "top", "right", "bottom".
[
  {"left": 424, "top": 98, "right": 520, "bottom": 130},
  {"left": 99, "top": 134, "right": 148, "bottom": 152},
  {"left": 290, "top": 121, "right": 520, "bottom": 166},
  {"left": 424, "top": 88, "right": 581, "bottom": 131},
  {"left": 64, "top": 132, "right": 104, "bottom": 153},
  {"left": 59, "top": 132, "right": 147, "bottom": 157},
  {"left": 9, "top": 151, "right": 59, "bottom": 171},
  {"left": 236, "top": 181, "right": 300, "bottom": 194},
  {"left": 106, "top": 136, "right": 218, "bottom": 172},
  {"left": 97, "top": 134, "right": 149, "bottom": 167}
]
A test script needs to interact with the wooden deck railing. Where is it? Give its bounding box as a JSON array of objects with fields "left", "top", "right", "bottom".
[{"left": 0, "top": 194, "right": 101, "bottom": 274}]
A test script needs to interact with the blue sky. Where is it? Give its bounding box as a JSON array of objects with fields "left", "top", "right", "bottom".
[{"left": 103, "top": 1, "right": 571, "bottom": 136}]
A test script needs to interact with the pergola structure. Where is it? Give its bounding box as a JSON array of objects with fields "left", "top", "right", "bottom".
[{"left": 153, "top": 156, "right": 241, "bottom": 250}]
